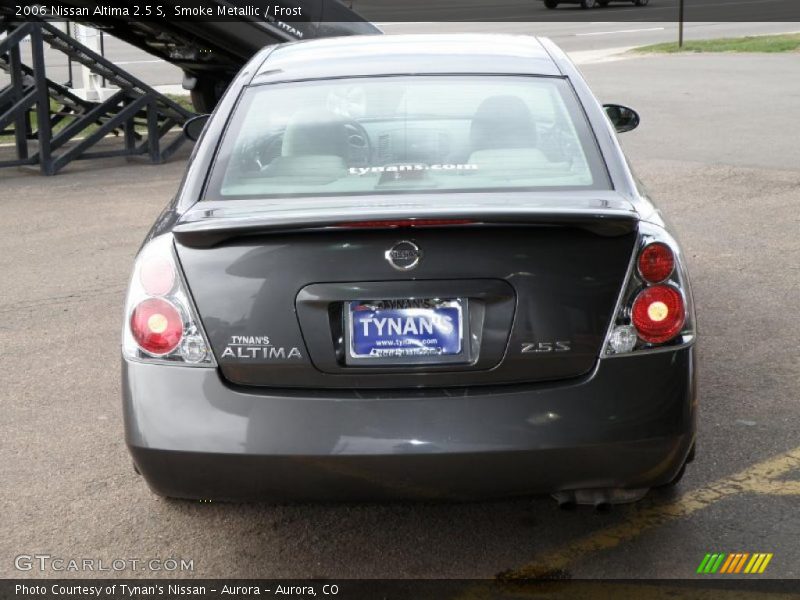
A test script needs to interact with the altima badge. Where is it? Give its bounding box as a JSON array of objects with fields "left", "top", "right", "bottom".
[{"left": 385, "top": 240, "right": 422, "bottom": 271}]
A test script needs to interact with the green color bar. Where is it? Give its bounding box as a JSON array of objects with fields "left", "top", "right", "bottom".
[
  {"left": 710, "top": 553, "right": 727, "bottom": 573},
  {"left": 697, "top": 554, "right": 713, "bottom": 574}
]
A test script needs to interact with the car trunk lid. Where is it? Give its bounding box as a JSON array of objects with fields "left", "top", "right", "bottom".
[{"left": 174, "top": 192, "right": 639, "bottom": 388}]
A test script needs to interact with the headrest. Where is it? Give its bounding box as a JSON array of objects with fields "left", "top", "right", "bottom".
[
  {"left": 470, "top": 95, "right": 537, "bottom": 151},
  {"left": 282, "top": 109, "right": 350, "bottom": 158}
]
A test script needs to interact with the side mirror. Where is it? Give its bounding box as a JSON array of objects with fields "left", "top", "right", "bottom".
[
  {"left": 184, "top": 114, "right": 210, "bottom": 142},
  {"left": 603, "top": 104, "right": 640, "bottom": 134}
]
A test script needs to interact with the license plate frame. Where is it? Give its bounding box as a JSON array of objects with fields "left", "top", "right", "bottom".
[{"left": 344, "top": 298, "right": 470, "bottom": 366}]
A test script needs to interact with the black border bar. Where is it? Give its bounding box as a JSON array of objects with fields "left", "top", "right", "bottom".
[{"left": 4, "top": 579, "right": 800, "bottom": 600}]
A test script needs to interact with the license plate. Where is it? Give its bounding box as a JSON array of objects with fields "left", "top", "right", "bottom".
[{"left": 347, "top": 299, "right": 464, "bottom": 360}]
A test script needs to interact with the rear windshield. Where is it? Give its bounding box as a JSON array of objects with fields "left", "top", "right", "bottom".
[{"left": 206, "top": 75, "right": 610, "bottom": 199}]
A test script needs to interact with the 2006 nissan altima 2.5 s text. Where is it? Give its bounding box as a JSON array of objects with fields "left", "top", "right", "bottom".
[{"left": 122, "top": 34, "right": 697, "bottom": 506}]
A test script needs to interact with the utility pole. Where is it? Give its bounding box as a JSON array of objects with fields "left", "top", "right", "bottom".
[{"left": 678, "top": 0, "right": 685, "bottom": 47}]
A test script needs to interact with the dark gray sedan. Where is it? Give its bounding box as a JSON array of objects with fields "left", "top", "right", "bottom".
[{"left": 122, "top": 34, "right": 696, "bottom": 506}]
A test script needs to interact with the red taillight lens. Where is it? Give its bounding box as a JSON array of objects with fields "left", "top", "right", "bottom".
[
  {"left": 632, "top": 285, "right": 686, "bottom": 344},
  {"left": 638, "top": 242, "right": 675, "bottom": 284},
  {"left": 129, "top": 298, "right": 183, "bottom": 355},
  {"left": 139, "top": 254, "right": 175, "bottom": 296}
]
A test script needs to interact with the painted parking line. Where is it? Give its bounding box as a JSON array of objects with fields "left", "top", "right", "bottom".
[
  {"left": 749, "top": 480, "right": 800, "bottom": 495},
  {"left": 499, "top": 445, "right": 800, "bottom": 580}
]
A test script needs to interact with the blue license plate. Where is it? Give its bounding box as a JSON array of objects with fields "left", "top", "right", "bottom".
[{"left": 348, "top": 299, "right": 464, "bottom": 359}]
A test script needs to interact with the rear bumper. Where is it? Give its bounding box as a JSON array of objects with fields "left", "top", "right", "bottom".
[{"left": 123, "top": 346, "right": 696, "bottom": 501}]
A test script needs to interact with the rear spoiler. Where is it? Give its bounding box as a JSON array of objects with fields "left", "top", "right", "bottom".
[{"left": 172, "top": 195, "right": 640, "bottom": 248}]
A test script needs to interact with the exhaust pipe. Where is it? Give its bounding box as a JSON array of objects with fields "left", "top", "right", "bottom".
[
  {"left": 551, "top": 488, "right": 648, "bottom": 509},
  {"left": 553, "top": 492, "right": 577, "bottom": 510}
]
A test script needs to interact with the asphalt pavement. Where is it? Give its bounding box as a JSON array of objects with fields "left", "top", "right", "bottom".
[{"left": 2, "top": 45, "right": 800, "bottom": 582}]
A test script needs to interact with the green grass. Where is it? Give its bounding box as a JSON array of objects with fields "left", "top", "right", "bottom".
[
  {"left": 634, "top": 32, "right": 800, "bottom": 54},
  {"left": 165, "top": 93, "right": 194, "bottom": 112}
]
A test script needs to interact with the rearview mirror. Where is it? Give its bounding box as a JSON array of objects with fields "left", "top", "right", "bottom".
[
  {"left": 603, "top": 104, "right": 640, "bottom": 134},
  {"left": 184, "top": 114, "right": 210, "bottom": 142}
]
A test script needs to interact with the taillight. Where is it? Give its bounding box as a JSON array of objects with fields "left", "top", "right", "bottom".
[
  {"left": 130, "top": 298, "right": 183, "bottom": 355},
  {"left": 638, "top": 242, "right": 674, "bottom": 284},
  {"left": 603, "top": 225, "right": 695, "bottom": 356},
  {"left": 122, "top": 234, "right": 215, "bottom": 366},
  {"left": 631, "top": 285, "right": 685, "bottom": 344}
]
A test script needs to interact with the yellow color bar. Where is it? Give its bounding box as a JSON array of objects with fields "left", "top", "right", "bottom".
[
  {"left": 750, "top": 554, "right": 767, "bottom": 573},
  {"left": 758, "top": 554, "right": 774, "bottom": 573},
  {"left": 744, "top": 554, "right": 761, "bottom": 573}
]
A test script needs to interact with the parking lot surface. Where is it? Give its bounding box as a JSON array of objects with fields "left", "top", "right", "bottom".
[{"left": 1, "top": 51, "right": 799, "bottom": 580}]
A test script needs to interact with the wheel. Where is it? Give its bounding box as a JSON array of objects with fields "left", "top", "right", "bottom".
[
  {"left": 686, "top": 441, "right": 696, "bottom": 463},
  {"left": 581, "top": 0, "right": 597, "bottom": 8},
  {"left": 190, "top": 87, "right": 215, "bottom": 114},
  {"left": 188, "top": 76, "right": 230, "bottom": 113},
  {"left": 544, "top": 0, "right": 558, "bottom": 8},
  {"left": 634, "top": 0, "right": 649, "bottom": 5},
  {"left": 660, "top": 462, "right": 687, "bottom": 487},
  {"left": 657, "top": 442, "right": 695, "bottom": 488}
]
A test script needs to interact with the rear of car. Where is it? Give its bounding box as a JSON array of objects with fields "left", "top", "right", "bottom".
[{"left": 122, "top": 35, "right": 696, "bottom": 502}]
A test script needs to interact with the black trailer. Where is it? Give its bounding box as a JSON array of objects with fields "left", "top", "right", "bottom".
[
  {"left": 39, "top": 1, "right": 381, "bottom": 111},
  {"left": 0, "top": 1, "right": 380, "bottom": 174}
]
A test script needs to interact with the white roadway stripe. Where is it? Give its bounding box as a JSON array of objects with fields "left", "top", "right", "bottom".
[
  {"left": 113, "top": 60, "right": 164, "bottom": 65},
  {"left": 576, "top": 27, "right": 665, "bottom": 37}
]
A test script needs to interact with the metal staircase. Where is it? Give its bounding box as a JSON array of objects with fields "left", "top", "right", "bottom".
[{"left": 0, "top": 18, "right": 194, "bottom": 175}]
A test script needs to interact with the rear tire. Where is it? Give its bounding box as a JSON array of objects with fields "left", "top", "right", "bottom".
[
  {"left": 190, "top": 83, "right": 219, "bottom": 114},
  {"left": 686, "top": 441, "right": 697, "bottom": 463},
  {"left": 544, "top": 0, "right": 558, "bottom": 8},
  {"left": 581, "top": 0, "right": 597, "bottom": 8},
  {"left": 188, "top": 76, "right": 231, "bottom": 113},
  {"left": 660, "top": 463, "right": 687, "bottom": 487},
  {"left": 658, "top": 442, "right": 695, "bottom": 488},
  {"left": 599, "top": 0, "right": 610, "bottom": 5}
]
